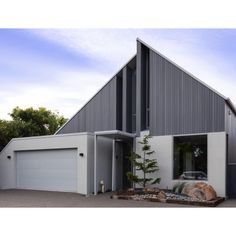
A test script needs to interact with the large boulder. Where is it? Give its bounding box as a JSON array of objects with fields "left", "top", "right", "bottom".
[{"left": 181, "top": 182, "right": 217, "bottom": 201}]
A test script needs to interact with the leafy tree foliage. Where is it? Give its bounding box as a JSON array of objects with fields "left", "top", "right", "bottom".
[
  {"left": 126, "top": 135, "right": 161, "bottom": 188},
  {"left": 0, "top": 107, "right": 67, "bottom": 151}
]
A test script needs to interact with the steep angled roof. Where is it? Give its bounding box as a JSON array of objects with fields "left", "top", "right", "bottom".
[
  {"left": 55, "top": 54, "right": 136, "bottom": 134},
  {"left": 137, "top": 38, "right": 236, "bottom": 115},
  {"left": 56, "top": 39, "right": 236, "bottom": 134}
]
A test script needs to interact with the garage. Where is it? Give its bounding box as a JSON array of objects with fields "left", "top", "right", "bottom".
[{"left": 16, "top": 149, "right": 78, "bottom": 192}]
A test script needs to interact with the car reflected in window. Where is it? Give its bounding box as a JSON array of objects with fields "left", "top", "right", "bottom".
[{"left": 179, "top": 171, "right": 207, "bottom": 180}]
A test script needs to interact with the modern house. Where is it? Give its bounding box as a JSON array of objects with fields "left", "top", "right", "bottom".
[{"left": 0, "top": 38, "right": 235, "bottom": 198}]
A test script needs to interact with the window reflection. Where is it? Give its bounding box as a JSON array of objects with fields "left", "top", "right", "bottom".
[{"left": 173, "top": 135, "right": 207, "bottom": 180}]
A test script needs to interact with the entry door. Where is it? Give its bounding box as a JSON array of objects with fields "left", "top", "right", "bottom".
[
  {"left": 227, "top": 164, "right": 236, "bottom": 198},
  {"left": 122, "top": 142, "right": 132, "bottom": 189},
  {"left": 115, "top": 142, "right": 132, "bottom": 190},
  {"left": 16, "top": 149, "right": 78, "bottom": 192}
]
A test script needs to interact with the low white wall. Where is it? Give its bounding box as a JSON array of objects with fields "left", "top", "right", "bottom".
[
  {"left": 135, "top": 132, "right": 227, "bottom": 197},
  {"left": 0, "top": 133, "right": 94, "bottom": 195}
]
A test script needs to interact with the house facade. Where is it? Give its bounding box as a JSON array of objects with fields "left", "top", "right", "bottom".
[{"left": 0, "top": 39, "right": 235, "bottom": 198}]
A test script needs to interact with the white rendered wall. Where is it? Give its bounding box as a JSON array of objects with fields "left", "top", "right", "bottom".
[
  {"left": 87, "top": 134, "right": 94, "bottom": 195},
  {"left": 207, "top": 132, "right": 226, "bottom": 197},
  {"left": 135, "top": 132, "right": 226, "bottom": 197},
  {"left": 95, "top": 136, "right": 113, "bottom": 193},
  {"left": 0, "top": 133, "right": 94, "bottom": 195},
  {"left": 135, "top": 135, "right": 173, "bottom": 190}
]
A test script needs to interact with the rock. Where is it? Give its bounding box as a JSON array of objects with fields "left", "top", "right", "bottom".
[
  {"left": 157, "top": 190, "right": 166, "bottom": 200},
  {"left": 194, "top": 182, "right": 217, "bottom": 201},
  {"left": 181, "top": 183, "right": 195, "bottom": 196},
  {"left": 188, "top": 188, "right": 206, "bottom": 200},
  {"left": 181, "top": 182, "right": 217, "bottom": 201},
  {"left": 202, "top": 185, "right": 217, "bottom": 201},
  {"left": 195, "top": 182, "right": 208, "bottom": 189},
  {"left": 144, "top": 188, "right": 153, "bottom": 193}
]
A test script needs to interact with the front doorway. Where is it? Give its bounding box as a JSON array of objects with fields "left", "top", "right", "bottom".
[
  {"left": 115, "top": 141, "right": 132, "bottom": 190},
  {"left": 94, "top": 130, "right": 135, "bottom": 195}
]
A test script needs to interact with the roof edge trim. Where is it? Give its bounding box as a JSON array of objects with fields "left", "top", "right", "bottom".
[{"left": 226, "top": 98, "right": 236, "bottom": 115}]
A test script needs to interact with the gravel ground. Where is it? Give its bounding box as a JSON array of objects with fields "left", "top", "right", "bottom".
[{"left": 0, "top": 189, "right": 232, "bottom": 207}]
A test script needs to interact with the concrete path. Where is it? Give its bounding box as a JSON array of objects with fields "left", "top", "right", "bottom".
[{"left": 0, "top": 189, "right": 233, "bottom": 207}]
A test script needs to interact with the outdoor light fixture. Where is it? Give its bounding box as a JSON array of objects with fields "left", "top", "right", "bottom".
[
  {"left": 7, "top": 155, "right": 11, "bottom": 160},
  {"left": 79, "top": 153, "right": 84, "bottom": 157}
]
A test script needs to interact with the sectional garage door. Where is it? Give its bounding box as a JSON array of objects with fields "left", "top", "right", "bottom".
[{"left": 16, "top": 149, "right": 78, "bottom": 192}]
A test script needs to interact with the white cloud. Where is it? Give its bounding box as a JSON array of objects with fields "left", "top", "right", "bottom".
[
  {"left": 33, "top": 29, "right": 236, "bottom": 104},
  {"left": 0, "top": 69, "right": 110, "bottom": 120},
  {"left": 32, "top": 29, "right": 137, "bottom": 67},
  {"left": 1, "top": 29, "right": 235, "bottom": 121}
]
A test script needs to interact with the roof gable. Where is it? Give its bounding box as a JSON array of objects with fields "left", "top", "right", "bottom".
[{"left": 137, "top": 38, "right": 236, "bottom": 115}]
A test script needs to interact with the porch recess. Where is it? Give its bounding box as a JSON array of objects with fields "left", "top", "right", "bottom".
[{"left": 94, "top": 130, "right": 134, "bottom": 195}]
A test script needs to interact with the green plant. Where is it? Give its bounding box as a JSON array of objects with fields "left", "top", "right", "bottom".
[
  {"left": 173, "top": 182, "right": 186, "bottom": 194},
  {"left": 126, "top": 135, "right": 161, "bottom": 188}
]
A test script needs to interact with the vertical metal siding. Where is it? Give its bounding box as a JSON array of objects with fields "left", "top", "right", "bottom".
[
  {"left": 126, "top": 67, "right": 133, "bottom": 133},
  {"left": 122, "top": 67, "right": 127, "bottom": 131},
  {"left": 225, "top": 104, "right": 236, "bottom": 197},
  {"left": 136, "top": 41, "right": 142, "bottom": 135},
  {"left": 58, "top": 77, "right": 117, "bottom": 134},
  {"left": 149, "top": 50, "right": 225, "bottom": 136},
  {"left": 58, "top": 40, "right": 227, "bottom": 137},
  {"left": 225, "top": 104, "right": 236, "bottom": 163}
]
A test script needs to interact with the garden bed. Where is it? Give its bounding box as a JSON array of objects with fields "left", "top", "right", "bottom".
[{"left": 111, "top": 189, "right": 224, "bottom": 207}]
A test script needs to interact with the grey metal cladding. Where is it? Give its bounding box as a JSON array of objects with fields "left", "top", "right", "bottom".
[
  {"left": 136, "top": 41, "right": 142, "bottom": 135},
  {"left": 58, "top": 77, "right": 117, "bottom": 134},
  {"left": 122, "top": 67, "right": 127, "bottom": 131},
  {"left": 149, "top": 49, "right": 225, "bottom": 136},
  {"left": 225, "top": 104, "right": 236, "bottom": 163},
  {"left": 126, "top": 67, "right": 134, "bottom": 133}
]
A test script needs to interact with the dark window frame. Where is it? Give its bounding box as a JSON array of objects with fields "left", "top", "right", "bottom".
[{"left": 173, "top": 134, "right": 208, "bottom": 181}]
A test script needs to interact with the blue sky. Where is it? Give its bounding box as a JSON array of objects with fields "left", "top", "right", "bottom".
[{"left": 0, "top": 29, "right": 236, "bottom": 120}]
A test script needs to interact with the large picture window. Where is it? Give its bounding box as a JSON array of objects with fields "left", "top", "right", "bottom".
[{"left": 173, "top": 135, "right": 207, "bottom": 180}]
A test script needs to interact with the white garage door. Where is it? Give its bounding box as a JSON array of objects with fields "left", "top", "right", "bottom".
[{"left": 16, "top": 149, "right": 78, "bottom": 192}]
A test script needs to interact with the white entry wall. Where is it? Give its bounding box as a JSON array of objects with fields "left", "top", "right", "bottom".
[
  {"left": 96, "top": 136, "right": 113, "bottom": 193},
  {"left": 135, "top": 132, "right": 227, "bottom": 197}
]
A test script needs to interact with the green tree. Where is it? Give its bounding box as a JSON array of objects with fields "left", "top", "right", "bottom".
[
  {"left": 126, "top": 135, "right": 161, "bottom": 188},
  {"left": 0, "top": 107, "right": 67, "bottom": 151}
]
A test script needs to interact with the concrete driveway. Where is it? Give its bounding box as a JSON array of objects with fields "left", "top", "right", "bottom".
[{"left": 0, "top": 189, "right": 234, "bottom": 207}]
